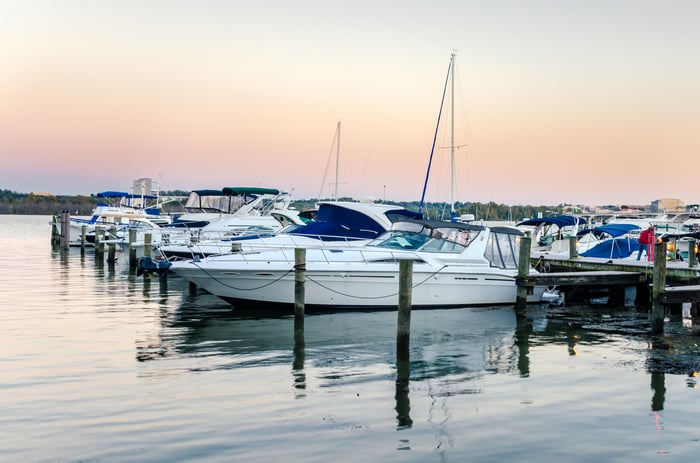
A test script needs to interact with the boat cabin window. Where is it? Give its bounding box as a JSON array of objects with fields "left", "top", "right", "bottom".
[
  {"left": 375, "top": 231, "right": 433, "bottom": 250},
  {"left": 485, "top": 231, "right": 520, "bottom": 269}
]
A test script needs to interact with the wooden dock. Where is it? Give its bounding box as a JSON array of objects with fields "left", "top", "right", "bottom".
[{"left": 517, "top": 237, "right": 700, "bottom": 334}]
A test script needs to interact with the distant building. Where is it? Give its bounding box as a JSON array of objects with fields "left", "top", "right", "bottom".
[
  {"left": 31, "top": 192, "right": 54, "bottom": 197},
  {"left": 132, "top": 178, "right": 153, "bottom": 196},
  {"left": 651, "top": 198, "right": 685, "bottom": 212}
]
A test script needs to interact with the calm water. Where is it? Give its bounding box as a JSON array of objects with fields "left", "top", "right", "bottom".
[{"left": 2, "top": 215, "right": 700, "bottom": 462}]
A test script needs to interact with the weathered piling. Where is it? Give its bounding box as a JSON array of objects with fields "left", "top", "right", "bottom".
[
  {"left": 51, "top": 215, "right": 60, "bottom": 246},
  {"left": 60, "top": 212, "right": 70, "bottom": 250},
  {"left": 128, "top": 228, "right": 137, "bottom": 272},
  {"left": 395, "top": 259, "right": 413, "bottom": 428},
  {"left": 568, "top": 235, "right": 578, "bottom": 259},
  {"left": 107, "top": 226, "right": 117, "bottom": 263},
  {"left": 94, "top": 226, "right": 104, "bottom": 260},
  {"left": 651, "top": 242, "right": 667, "bottom": 335},
  {"left": 80, "top": 225, "right": 87, "bottom": 252},
  {"left": 516, "top": 236, "right": 532, "bottom": 309},
  {"left": 294, "top": 248, "right": 306, "bottom": 331},
  {"left": 143, "top": 233, "right": 152, "bottom": 258},
  {"left": 397, "top": 259, "right": 413, "bottom": 362},
  {"left": 688, "top": 239, "right": 697, "bottom": 268}
]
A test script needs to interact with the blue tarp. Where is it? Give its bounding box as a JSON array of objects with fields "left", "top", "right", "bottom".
[
  {"left": 576, "top": 224, "right": 640, "bottom": 239},
  {"left": 580, "top": 237, "right": 640, "bottom": 259},
  {"left": 517, "top": 216, "right": 587, "bottom": 228}
]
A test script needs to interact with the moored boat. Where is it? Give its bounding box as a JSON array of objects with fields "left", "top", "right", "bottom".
[{"left": 168, "top": 219, "right": 548, "bottom": 310}]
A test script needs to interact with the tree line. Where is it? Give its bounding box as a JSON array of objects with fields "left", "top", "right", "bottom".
[{"left": 0, "top": 189, "right": 560, "bottom": 222}]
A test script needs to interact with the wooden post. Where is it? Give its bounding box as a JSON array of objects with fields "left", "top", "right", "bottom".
[
  {"left": 395, "top": 259, "right": 413, "bottom": 427},
  {"left": 568, "top": 235, "right": 578, "bottom": 259},
  {"left": 144, "top": 233, "right": 152, "bottom": 258},
  {"left": 51, "top": 215, "right": 60, "bottom": 246},
  {"left": 688, "top": 239, "right": 697, "bottom": 268},
  {"left": 107, "top": 226, "right": 117, "bottom": 263},
  {"left": 128, "top": 228, "right": 137, "bottom": 272},
  {"left": 516, "top": 236, "right": 532, "bottom": 309},
  {"left": 294, "top": 248, "right": 306, "bottom": 331},
  {"left": 81, "top": 225, "right": 87, "bottom": 251},
  {"left": 651, "top": 242, "right": 667, "bottom": 335},
  {"left": 60, "top": 212, "right": 70, "bottom": 250},
  {"left": 397, "top": 259, "right": 413, "bottom": 362},
  {"left": 94, "top": 226, "right": 104, "bottom": 260}
]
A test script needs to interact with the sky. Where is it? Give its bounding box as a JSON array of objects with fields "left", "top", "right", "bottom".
[{"left": 1, "top": 0, "right": 699, "bottom": 207}]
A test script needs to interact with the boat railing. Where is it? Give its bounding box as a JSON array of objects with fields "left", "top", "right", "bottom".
[{"left": 223, "top": 244, "right": 423, "bottom": 267}]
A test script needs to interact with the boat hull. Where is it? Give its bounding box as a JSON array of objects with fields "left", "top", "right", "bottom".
[{"left": 172, "top": 260, "right": 543, "bottom": 310}]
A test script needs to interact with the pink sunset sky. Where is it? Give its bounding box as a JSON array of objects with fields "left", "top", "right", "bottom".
[{"left": 1, "top": 1, "right": 698, "bottom": 207}]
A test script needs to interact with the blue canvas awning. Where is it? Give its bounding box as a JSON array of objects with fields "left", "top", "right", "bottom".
[
  {"left": 96, "top": 191, "right": 130, "bottom": 198},
  {"left": 577, "top": 224, "right": 640, "bottom": 239},
  {"left": 287, "top": 202, "right": 421, "bottom": 241},
  {"left": 580, "top": 238, "right": 640, "bottom": 259}
]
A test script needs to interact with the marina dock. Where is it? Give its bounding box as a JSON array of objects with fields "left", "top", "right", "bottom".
[{"left": 517, "top": 237, "right": 700, "bottom": 333}]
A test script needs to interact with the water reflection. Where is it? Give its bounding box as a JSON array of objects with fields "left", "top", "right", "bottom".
[
  {"left": 293, "top": 328, "right": 306, "bottom": 394},
  {"left": 68, "top": 237, "right": 700, "bottom": 433}
]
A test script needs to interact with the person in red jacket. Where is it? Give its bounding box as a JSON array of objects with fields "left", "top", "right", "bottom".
[{"left": 637, "top": 225, "right": 655, "bottom": 261}]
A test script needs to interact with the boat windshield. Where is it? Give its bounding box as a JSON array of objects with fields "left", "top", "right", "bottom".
[{"left": 371, "top": 227, "right": 473, "bottom": 253}]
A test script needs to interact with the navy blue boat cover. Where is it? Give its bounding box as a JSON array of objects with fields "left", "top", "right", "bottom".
[
  {"left": 576, "top": 224, "right": 640, "bottom": 239},
  {"left": 580, "top": 237, "right": 640, "bottom": 259},
  {"left": 287, "top": 203, "right": 422, "bottom": 241}
]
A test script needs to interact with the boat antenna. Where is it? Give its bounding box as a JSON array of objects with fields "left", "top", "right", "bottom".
[{"left": 419, "top": 54, "right": 452, "bottom": 216}]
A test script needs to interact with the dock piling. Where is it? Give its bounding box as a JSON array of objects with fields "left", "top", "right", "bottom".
[
  {"left": 128, "top": 228, "right": 137, "bottom": 272},
  {"left": 397, "top": 259, "right": 413, "bottom": 362},
  {"left": 568, "top": 235, "right": 578, "bottom": 259},
  {"left": 294, "top": 248, "right": 306, "bottom": 331},
  {"left": 688, "top": 239, "right": 697, "bottom": 268},
  {"left": 107, "top": 226, "right": 117, "bottom": 263},
  {"left": 516, "top": 236, "right": 532, "bottom": 309},
  {"left": 60, "top": 212, "right": 70, "bottom": 250},
  {"left": 652, "top": 242, "right": 667, "bottom": 335},
  {"left": 143, "top": 233, "right": 152, "bottom": 258},
  {"left": 81, "top": 225, "right": 87, "bottom": 252},
  {"left": 94, "top": 226, "right": 104, "bottom": 260}
]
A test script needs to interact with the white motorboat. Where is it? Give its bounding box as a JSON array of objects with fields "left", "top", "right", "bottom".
[
  {"left": 166, "top": 187, "right": 297, "bottom": 230},
  {"left": 516, "top": 215, "right": 588, "bottom": 255},
  {"left": 168, "top": 219, "right": 547, "bottom": 310},
  {"left": 156, "top": 186, "right": 307, "bottom": 248},
  {"left": 158, "top": 200, "right": 423, "bottom": 260},
  {"left": 54, "top": 191, "right": 170, "bottom": 246}
]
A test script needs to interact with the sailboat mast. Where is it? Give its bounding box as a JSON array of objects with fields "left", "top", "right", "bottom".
[
  {"left": 450, "top": 51, "right": 456, "bottom": 220},
  {"left": 335, "top": 121, "right": 341, "bottom": 201}
]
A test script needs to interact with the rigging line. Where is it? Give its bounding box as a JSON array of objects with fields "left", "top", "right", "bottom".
[
  {"left": 189, "top": 261, "right": 296, "bottom": 291},
  {"left": 419, "top": 57, "right": 452, "bottom": 215},
  {"left": 304, "top": 264, "right": 449, "bottom": 300},
  {"left": 317, "top": 123, "right": 340, "bottom": 199}
]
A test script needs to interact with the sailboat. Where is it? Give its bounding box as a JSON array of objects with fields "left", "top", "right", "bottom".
[{"left": 168, "top": 53, "right": 550, "bottom": 310}]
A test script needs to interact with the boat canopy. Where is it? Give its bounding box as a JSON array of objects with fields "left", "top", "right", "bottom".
[
  {"left": 96, "top": 191, "right": 130, "bottom": 198},
  {"left": 577, "top": 224, "right": 640, "bottom": 239},
  {"left": 580, "top": 238, "right": 639, "bottom": 259},
  {"left": 222, "top": 187, "right": 281, "bottom": 196},
  {"left": 392, "top": 219, "right": 487, "bottom": 234},
  {"left": 517, "top": 216, "right": 587, "bottom": 228},
  {"left": 190, "top": 189, "right": 224, "bottom": 196},
  {"left": 124, "top": 193, "right": 158, "bottom": 200},
  {"left": 287, "top": 202, "right": 418, "bottom": 241}
]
